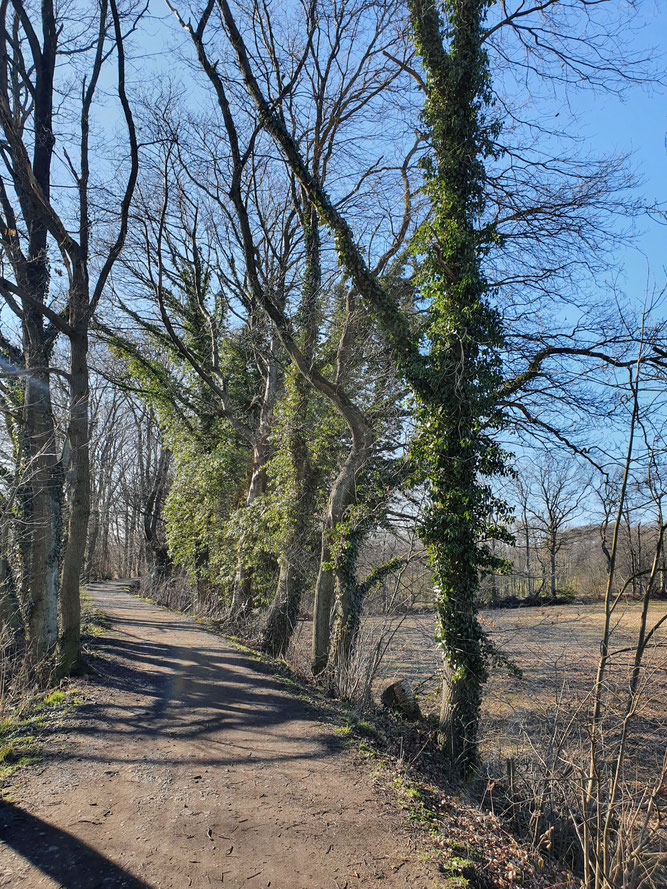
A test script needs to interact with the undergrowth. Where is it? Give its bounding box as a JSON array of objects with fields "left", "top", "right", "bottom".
[{"left": 0, "top": 687, "right": 81, "bottom": 795}]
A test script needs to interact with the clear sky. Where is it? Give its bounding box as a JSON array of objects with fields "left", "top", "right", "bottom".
[{"left": 572, "top": 14, "right": 667, "bottom": 298}]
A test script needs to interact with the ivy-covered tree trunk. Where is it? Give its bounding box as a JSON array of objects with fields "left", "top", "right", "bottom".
[
  {"left": 261, "top": 390, "right": 316, "bottom": 657},
  {"left": 409, "top": 0, "right": 509, "bottom": 774},
  {"left": 312, "top": 421, "right": 372, "bottom": 675},
  {"left": 230, "top": 444, "right": 266, "bottom": 615},
  {"left": 326, "top": 536, "right": 363, "bottom": 685},
  {"left": 261, "top": 209, "right": 320, "bottom": 657},
  {"left": 216, "top": 0, "right": 509, "bottom": 771},
  {"left": 230, "top": 336, "right": 279, "bottom": 618}
]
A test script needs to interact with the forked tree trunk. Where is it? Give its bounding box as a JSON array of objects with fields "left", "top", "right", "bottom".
[
  {"left": 261, "top": 556, "right": 302, "bottom": 657},
  {"left": 261, "top": 392, "right": 315, "bottom": 655},
  {"left": 262, "top": 206, "right": 320, "bottom": 657}
]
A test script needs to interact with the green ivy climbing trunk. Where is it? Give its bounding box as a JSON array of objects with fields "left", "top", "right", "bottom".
[
  {"left": 262, "top": 207, "right": 321, "bottom": 657},
  {"left": 409, "top": 0, "right": 510, "bottom": 774},
  {"left": 217, "top": 0, "right": 509, "bottom": 775}
]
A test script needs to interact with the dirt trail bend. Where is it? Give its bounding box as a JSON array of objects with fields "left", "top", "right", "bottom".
[{"left": 0, "top": 582, "right": 438, "bottom": 889}]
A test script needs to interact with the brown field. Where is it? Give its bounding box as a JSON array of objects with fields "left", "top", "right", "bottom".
[{"left": 290, "top": 602, "right": 666, "bottom": 775}]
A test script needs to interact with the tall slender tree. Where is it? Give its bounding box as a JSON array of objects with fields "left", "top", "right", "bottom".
[
  {"left": 0, "top": 0, "right": 139, "bottom": 673},
  {"left": 407, "top": 0, "right": 511, "bottom": 771}
]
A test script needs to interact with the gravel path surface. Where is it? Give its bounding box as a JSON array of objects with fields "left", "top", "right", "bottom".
[{"left": 0, "top": 582, "right": 438, "bottom": 889}]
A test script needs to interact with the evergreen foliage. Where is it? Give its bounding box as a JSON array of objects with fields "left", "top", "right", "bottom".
[{"left": 408, "top": 0, "right": 512, "bottom": 772}]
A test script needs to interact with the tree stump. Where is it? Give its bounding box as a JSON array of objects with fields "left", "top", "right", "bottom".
[{"left": 380, "top": 679, "right": 421, "bottom": 720}]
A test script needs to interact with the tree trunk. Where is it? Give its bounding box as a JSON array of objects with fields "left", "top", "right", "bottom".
[
  {"left": 85, "top": 504, "right": 100, "bottom": 580},
  {"left": 230, "top": 336, "right": 279, "bottom": 619},
  {"left": 143, "top": 449, "right": 171, "bottom": 581},
  {"left": 262, "top": 557, "right": 301, "bottom": 656},
  {"left": 59, "top": 325, "right": 90, "bottom": 675},
  {"left": 326, "top": 555, "right": 364, "bottom": 685},
  {"left": 230, "top": 445, "right": 268, "bottom": 617},
  {"left": 100, "top": 500, "right": 111, "bottom": 577},
  {"left": 22, "top": 325, "right": 61, "bottom": 670},
  {"left": 0, "top": 545, "right": 23, "bottom": 654},
  {"left": 312, "top": 424, "right": 372, "bottom": 675},
  {"left": 489, "top": 540, "right": 498, "bottom": 605},
  {"left": 311, "top": 533, "right": 336, "bottom": 674},
  {"left": 550, "top": 533, "right": 557, "bottom": 600},
  {"left": 524, "top": 508, "right": 531, "bottom": 597},
  {"left": 261, "top": 412, "right": 314, "bottom": 655},
  {"left": 439, "top": 655, "right": 479, "bottom": 767}
]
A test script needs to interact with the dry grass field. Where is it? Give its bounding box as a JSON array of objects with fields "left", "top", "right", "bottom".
[{"left": 290, "top": 602, "right": 666, "bottom": 774}]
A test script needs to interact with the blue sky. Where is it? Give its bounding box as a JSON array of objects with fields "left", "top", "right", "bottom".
[
  {"left": 571, "top": 0, "right": 666, "bottom": 297},
  {"left": 6, "top": 0, "right": 667, "bottom": 363},
  {"left": 578, "top": 65, "right": 666, "bottom": 297}
]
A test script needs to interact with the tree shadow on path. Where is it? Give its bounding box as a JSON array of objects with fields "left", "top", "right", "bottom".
[{"left": 0, "top": 801, "right": 154, "bottom": 888}]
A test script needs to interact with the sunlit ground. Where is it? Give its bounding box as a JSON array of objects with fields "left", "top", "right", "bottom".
[{"left": 292, "top": 602, "right": 666, "bottom": 778}]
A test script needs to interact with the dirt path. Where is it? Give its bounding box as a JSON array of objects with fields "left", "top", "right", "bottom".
[{"left": 0, "top": 582, "right": 438, "bottom": 889}]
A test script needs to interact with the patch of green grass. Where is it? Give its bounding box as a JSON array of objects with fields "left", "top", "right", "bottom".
[
  {"left": 38, "top": 690, "right": 66, "bottom": 708},
  {"left": 0, "top": 742, "right": 39, "bottom": 769},
  {"left": 440, "top": 877, "right": 471, "bottom": 889},
  {"left": 437, "top": 855, "right": 483, "bottom": 889},
  {"left": 333, "top": 724, "right": 352, "bottom": 738},
  {"left": 447, "top": 842, "right": 482, "bottom": 862},
  {"left": 273, "top": 673, "right": 301, "bottom": 690},
  {"left": 0, "top": 688, "right": 80, "bottom": 790},
  {"left": 392, "top": 773, "right": 441, "bottom": 828},
  {"left": 353, "top": 719, "right": 379, "bottom": 739},
  {"left": 328, "top": 710, "right": 386, "bottom": 750},
  {"left": 81, "top": 598, "right": 111, "bottom": 640},
  {"left": 0, "top": 743, "right": 18, "bottom": 764},
  {"left": 358, "top": 740, "right": 378, "bottom": 759},
  {"left": 226, "top": 636, "right": 274, "bottom": 667}
]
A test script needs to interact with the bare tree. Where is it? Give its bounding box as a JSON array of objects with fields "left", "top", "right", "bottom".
[
  {"left": 523, "top": 457, "right": 591, "bottom": 600},
  {"left": 0, "top": 0, "right": 140, "bottom": 672}
]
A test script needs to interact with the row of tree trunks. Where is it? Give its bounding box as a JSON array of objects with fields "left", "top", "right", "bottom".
[{"left": 0, "top": 0, "right": 137, "bottom": 678}]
